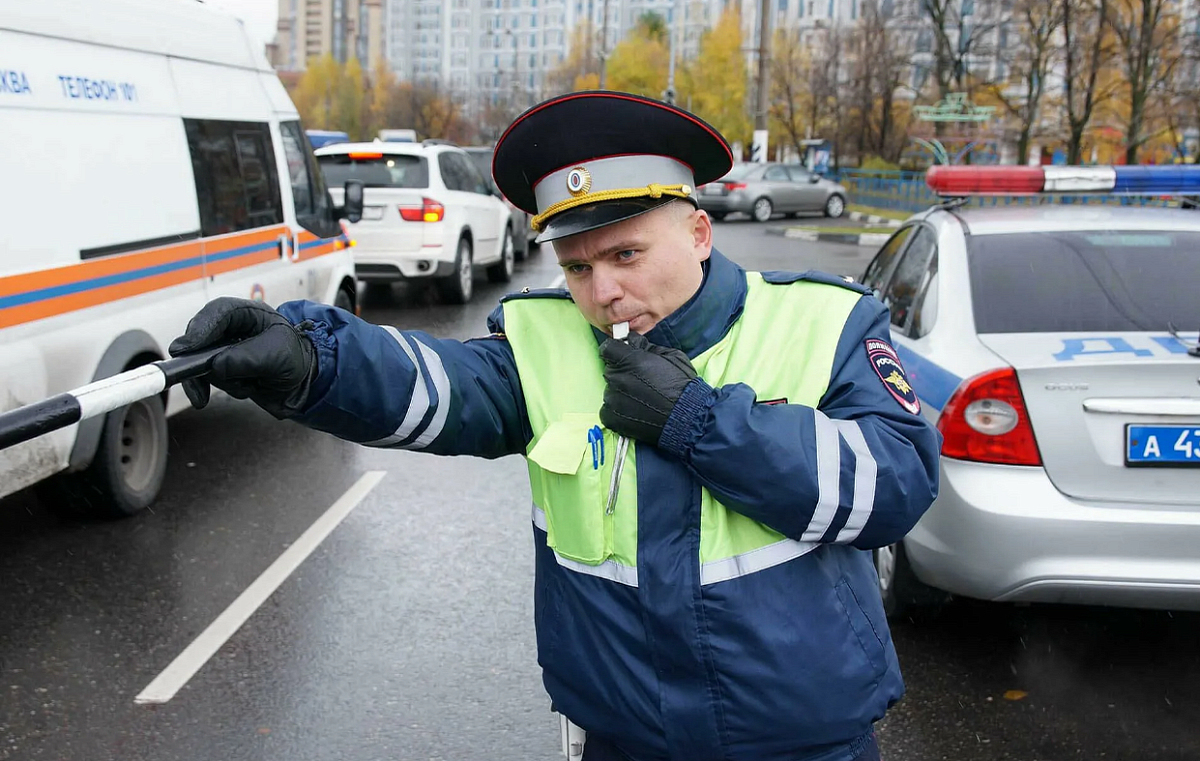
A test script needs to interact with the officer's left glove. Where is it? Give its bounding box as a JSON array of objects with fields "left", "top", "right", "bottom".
[{"left": 599, "top": 333, "right": 698, "bottom": 446}]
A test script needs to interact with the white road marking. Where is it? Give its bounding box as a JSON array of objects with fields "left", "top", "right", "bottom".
[
  {"left": 135, "top": 470, "right": 387, "bottom": 704},
  {"left": 549, "top": 273, "right": 566, "bottom": 289}
]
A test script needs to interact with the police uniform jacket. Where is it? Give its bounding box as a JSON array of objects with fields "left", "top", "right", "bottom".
[{"left": 274, "top": 248, "right": 942, "bottom": 761}]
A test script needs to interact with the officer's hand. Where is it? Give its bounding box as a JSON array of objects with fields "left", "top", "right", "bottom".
[
  {"left": 599, "top": 333, "right": 698, "bottom": 446},
  {"left": 168, "top": 297, "right": 318, "bottom": 419}
]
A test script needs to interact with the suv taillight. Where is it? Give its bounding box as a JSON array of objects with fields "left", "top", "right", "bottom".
[
  {"left": 723, "top": 181, "right": 747, "bottom": 191},
  {"left": 399, "top": 197, "right": 445, "bottom": 222},
  {"left": 937, "top": 367, "right": 1042, "bottom": 466}
]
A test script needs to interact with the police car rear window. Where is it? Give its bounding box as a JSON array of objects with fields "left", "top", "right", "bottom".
[
  {"left": 967, "top": 230, "right": 1200, "bottom": 333},
  {"left": 317, "top": 154, "right": 429, "bottom": 189}
]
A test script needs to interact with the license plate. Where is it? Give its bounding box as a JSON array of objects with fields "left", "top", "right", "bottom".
[
  {"left": 361, "top": 206, "right": 384, "bottom": 221},
  {"left": 702, "top": 184, "right": 724, "bottom": 195},
  {"left": 1126, "top": 425, "right": 1200, "bottom": 466}
]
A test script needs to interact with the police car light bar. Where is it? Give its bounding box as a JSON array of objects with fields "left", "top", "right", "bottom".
[{"left": 926, "top": 165, "right": 1200, "bottom": 196}]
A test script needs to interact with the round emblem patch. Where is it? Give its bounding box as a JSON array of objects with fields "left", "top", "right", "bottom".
[
  {"left": 865, "top": 338, "right": 920, "bottom": 415},
  {"left": 566, "top": 167, "right": 592, "bottom": 196}
]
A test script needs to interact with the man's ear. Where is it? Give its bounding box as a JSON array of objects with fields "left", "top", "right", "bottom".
[{"left": 693, "top": 208, "right": 713, "bottom": 261}]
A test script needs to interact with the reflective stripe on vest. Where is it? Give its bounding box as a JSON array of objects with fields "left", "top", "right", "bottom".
[{"left": 504, "top": 273, "right": 863, "bottom": 585}]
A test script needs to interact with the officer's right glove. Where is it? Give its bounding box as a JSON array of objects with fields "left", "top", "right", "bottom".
[{"left": 168, "top": 297, "right": 318, "bottom": 419}]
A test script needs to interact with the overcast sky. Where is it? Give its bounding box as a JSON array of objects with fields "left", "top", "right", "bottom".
[{"left": 200, "top": 0, "right": 278, "bottom": 49}]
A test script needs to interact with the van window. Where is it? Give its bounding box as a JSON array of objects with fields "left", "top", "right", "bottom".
[
  {"left": 281, "top": 121, "right": 340, "bottom": 238},
  {"left": 184, "top": 120, "right": 283, "bottom": 236}
]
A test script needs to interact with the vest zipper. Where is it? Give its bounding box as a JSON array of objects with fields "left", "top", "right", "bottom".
[{"left": 606, "top": 434, "right": 629, "bottom": 515}]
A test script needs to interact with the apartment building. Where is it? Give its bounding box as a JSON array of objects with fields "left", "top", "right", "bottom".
[
  {"left": 384, "top": 0, "right": 713, "bottom": 108},
  {"left": 272, "top": 0, "right": 384, "bottom": 70}
]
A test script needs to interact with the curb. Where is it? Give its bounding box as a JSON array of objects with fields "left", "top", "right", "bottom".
[
  {"left": 847, "top": 211, "right": 903, "bottom": 228},
  {"left": 766, "top": 228, "right": 893, "bottom": 247}
]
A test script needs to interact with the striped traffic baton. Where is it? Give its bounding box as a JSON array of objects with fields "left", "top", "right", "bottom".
[{"left": 0, "top": 347, "right": 225, "bottom": 451}]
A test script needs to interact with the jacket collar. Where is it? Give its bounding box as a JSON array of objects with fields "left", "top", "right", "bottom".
[{"left": 590, "top": 247, "right": 746, "bottom": 359}]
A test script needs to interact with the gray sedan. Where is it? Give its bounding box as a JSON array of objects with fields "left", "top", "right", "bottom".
[{"left": 697, "top": 162, "right": 848, "bottom": 222}]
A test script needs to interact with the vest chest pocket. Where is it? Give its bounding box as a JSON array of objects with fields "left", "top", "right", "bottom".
[{"left": 527, "top": 414, "right": 617, "bottom": 565}]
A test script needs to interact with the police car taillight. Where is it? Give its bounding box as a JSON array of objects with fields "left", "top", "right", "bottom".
[
  {"left": 399, "top": 197, "right": 445, "bottom": 222},
  {"left": 937, "top": 368, "right": 1042, "bottom": 466}
]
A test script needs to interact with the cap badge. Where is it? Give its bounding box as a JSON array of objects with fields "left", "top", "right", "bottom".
[{"left": 566, "top": 167, "right": 592, "bottom": 197}]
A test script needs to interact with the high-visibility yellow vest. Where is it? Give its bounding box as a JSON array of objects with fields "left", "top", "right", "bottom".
[{"left": 502, "top": 272, "right": 861, "bottom": 584}]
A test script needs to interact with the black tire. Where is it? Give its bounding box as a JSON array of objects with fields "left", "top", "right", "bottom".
[
  {"left": 752, "top": 197, "right": 774, "bottom": 222},
  {"left": 824, "top": 194, "right": 846, "bottom": 219},
  {"left": 40, "top": 395, "right": 168, "bottom": 519},
  {"left": 333, "top": 285, "right": 355, "bottom": 313},
  {"left": 709, "top": 212, "right": 727, "bottom": 221},
  {"left": 438, "top": 236, "right": 474, "bottom": 304},
  {"left": 874, "top": 541, "right": 949, "bottom": 619},
  {"left": 487, "top": 226, "right": 515, "bottom": 283}
]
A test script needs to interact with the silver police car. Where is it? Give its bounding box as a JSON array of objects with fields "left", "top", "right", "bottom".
[{"left": 864, "top": 183, "right": 1200, "bottom": 616}]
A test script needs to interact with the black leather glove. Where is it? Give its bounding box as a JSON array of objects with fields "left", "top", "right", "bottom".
[
  {"left": 599, "top": 333, "right": 698, "bottom": 446},
  {"left": 168, "top": 297, "right": 318, "bottom": 419}
]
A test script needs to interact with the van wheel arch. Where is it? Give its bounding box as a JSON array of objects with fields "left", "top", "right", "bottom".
[{"left": 67, "top": 331, "right": 161, "bottom": 472}]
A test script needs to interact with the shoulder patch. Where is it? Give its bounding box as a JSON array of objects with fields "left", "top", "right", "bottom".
[
  {"left": 761, "top": 269, "right": 870, "bottom": 295},
  {"left": 865, "top": 338, "right": 920, "bottom": 415},
  {"left": 499, "top": 287, "right": 573, "bottom": 303}
]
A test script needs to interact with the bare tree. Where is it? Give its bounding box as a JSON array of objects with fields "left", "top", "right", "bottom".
[
  {"left": 921, "top": 0, "right": 1005, "bottom": 104},
  {"left": 1061, "top": 0, "right": 1115, "bottom": 164},
  {"left": 863, "top": 0, "right": 912, "bottom": 162},
  {"left": 1107, "top": 0, "right": 1183, "bottom": 163},
  {"left": 768, "top": 26, "right": 810, "bottom": 159},
  {"left": 989, "top": 0, "right": 1061, "bottom": 164}
]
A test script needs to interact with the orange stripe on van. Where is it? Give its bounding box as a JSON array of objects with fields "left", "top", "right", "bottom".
[{"left": 0, "top": 225, "right": 342, "bottom": 330}]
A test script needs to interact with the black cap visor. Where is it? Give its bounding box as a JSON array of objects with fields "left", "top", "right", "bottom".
[{"left": 535, "top": 196, "right": 697, "bottom": 244}]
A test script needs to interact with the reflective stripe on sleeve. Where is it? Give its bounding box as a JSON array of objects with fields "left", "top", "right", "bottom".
[
  {"left": 409, "top": 338, "right": 451, "bottom": 448},
  {"left": 365, "top": 327, "right": 449, "bottom": 449},
  {"left": 832, "top": 419, "right": 878, "bottom": 543},
  {"left": 801, "top": 410, "right": 841, "bottom": 541},
  {"left": 532, "top": 505, "right": 639, "bottom": 587}
]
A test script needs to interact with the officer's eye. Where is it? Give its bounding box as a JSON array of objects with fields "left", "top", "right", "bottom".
[
  {"left": 617, "top": 250, "right": 637, "bottom": 261},
  {"left": 566, "top": 263, "right": 591, "bottom": 275}
]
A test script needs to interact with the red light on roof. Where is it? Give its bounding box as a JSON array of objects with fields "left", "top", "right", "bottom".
[
  {"left": 926, "top": 166, "right": 1046, "bottom": 195},
  {"left": 348, "top": 152, "right": 384, "bottom": 159}
]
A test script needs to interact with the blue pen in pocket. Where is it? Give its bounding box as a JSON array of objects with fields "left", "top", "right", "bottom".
[{"left": 587, "top": 425, "right": 604, "bottom": 470}]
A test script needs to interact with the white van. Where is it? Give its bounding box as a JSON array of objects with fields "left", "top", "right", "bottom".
[{"left": 0, "top": 0, "right": 363, "bottom": 517}]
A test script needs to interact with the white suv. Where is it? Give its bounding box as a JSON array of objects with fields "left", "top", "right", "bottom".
[{"left": 316, "top": 141, "right": 515, "bottom": 304}]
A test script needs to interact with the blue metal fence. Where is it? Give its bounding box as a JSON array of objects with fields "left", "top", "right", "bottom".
[{"left": 830, "top": 169, "right": 1176, "bottom": 215}]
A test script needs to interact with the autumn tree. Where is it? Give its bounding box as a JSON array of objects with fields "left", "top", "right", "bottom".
[
  {"left": 1061, "top": 0, "right": 1116, "bottom": 163},
  {"left": 679, "top": 5, "right": 750, "bottom": 150},
  {"left": 768, "top": 26, "right": 812, "bottom": 159},
  {"left": 988, "top": 0, "right": 1061, "bottom": 164},
  {"left": 546, "top": 21, "right": 603, "bottom": 95},
  {"left": 366, "top": 57, "right": 396, "bottom": 139},
  {"left": 605, "top": 13, "right": 670, "bottom": 97},
  {"left": 337, "top": 57, "right": 366, "bottom": 140},
  {"left": 1107, "top": 0, "right": 1183, "bottom": 163},
  {"left": 290, "top": 54, "right": 343, "bottom": 129},
  {"left": 918, "top": 0, "right": 1009, "bottom": 140}
]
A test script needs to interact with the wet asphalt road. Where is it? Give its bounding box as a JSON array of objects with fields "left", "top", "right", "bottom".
[{"left": 1, "top": 216, "right": 1197, "bottom": 761}]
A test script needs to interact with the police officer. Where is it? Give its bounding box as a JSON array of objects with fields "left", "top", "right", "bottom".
[{"left": 170, "top": 92, "right": 940, "bottom": 761}]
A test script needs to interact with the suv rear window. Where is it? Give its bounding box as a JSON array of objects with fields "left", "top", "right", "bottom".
[
  {"left": 968, "top": 230, "right": 1200, "bottom": 333},
  {"left": 316, "top": 153, "right": 429, "bottom": 188}
]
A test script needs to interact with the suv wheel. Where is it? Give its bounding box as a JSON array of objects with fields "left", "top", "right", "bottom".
[
  {"left": 439, "top": 236, "right": 474, "bottom": 304},
  {"left": 487, "top": 226, "right": 515, "bottom": 283}
]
